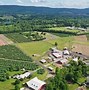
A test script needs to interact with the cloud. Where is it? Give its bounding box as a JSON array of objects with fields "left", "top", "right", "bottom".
[
  {"left": 0, "top": 1, "right": 3, "bottom": 5},
  {"left": 30, "top": 0, "right": 46, "bottom": 3},
  {"left": 16, "top": 0, "right": 23, "bottom": 3},
  {"left": 0, "top": 0, "right": 89, "bottom": 8},
  {"left": 48, "top": 0, "right": 89, "bottom": 8}
]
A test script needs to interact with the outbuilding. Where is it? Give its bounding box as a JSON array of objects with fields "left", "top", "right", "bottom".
[
  {"left": 26, "top": 77, "right": 46, "bottom": 90},
  {"left": 63, "top": 50, "right": 70, "bottom": 55},
  {"left": 13, "top": 72, "right": 31, "bottom": 79},
  {"left": 40, "top": 59, "right": 46, "bottom": 64},
  {"left": 52, "top": 52, "right": 62, "bottom": 59}
]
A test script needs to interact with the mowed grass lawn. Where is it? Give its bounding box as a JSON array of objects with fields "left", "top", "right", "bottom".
[
  {"left": 31, "top": 70, "right": 48, "bottom": 80},
  {"left": 17, "top": 36, "right": 74, "bottom": 58},
  {"left": 0, "top": 79, "right": 15, "bottom": 90},
  {"left": 47, "top": 36, "right": 74, "bottom": 50},
  {"left": 17, "top": 41, "right": 53, "bottom": 57},
  {"left": 68, "top": 84, "right": 79, "bottom": 90}
]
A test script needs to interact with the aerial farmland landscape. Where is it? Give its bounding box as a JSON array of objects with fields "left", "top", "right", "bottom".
[{"left": 0, "top": 0, "right": 89, "bottom": 90}]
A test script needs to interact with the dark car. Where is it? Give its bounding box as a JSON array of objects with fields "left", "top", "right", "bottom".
[{"left": 78, "top": 52, "right": 82, "bottom": 55}]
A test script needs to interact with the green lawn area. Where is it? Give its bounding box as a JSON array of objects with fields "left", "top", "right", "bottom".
[
  {"left": 68, "top": 84, "right": 79, "bottom": 90},
  {"left": 47, "top": 36, "right": 74, "bottom": 50},
  {"left": 0, "top": 79, "right": 15, "bottom": 90},
  {"left": 17, "top": 35, "right": 74, "bottom": 59},
  {"left": 78, "top": 77, "right": 86, "bottom": 83},
  {"left": 31, "top": 70, "right": 48, "bottom": 80},
  {"left": 17, "top": 41, "right": 53, "bottom": 58},
  {"left": 7, "top": 71, "right": 24, "bottom": 76}
]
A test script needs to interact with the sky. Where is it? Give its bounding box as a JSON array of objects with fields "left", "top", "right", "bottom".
[{"left": 0, "top": 0, "right": 89, "bottom": 8}]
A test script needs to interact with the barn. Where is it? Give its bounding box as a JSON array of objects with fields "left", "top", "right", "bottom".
[{"left": 26, "top": 77, "right": 46, "bottom": 90}]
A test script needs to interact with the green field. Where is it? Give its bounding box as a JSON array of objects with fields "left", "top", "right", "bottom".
[
  {"left": 32, "top": 70, "right": 48, "bottom": 80},
  {"left": 48, "top": 27, "right": 80, "bottom": 34},
  {"left": 47, "top": 36, "right": 74, "bottom": 50},
  {"left": 17, "top": 33, "right": 74, "bottom": 58},
  {"left": 17, "top": 41, "right": 53, "bottom": 58},
  {"left": 0, "top": 78, "right": 15, "bottom": 90},
  {"left": 0, "top": 25, "right": 14, "bottom": 32},
  {"left": 5, "top": 32, "right": 46, "bottom": 43},
  {"left": 51, "top": 33, "right": 74, "bottom": 37}
]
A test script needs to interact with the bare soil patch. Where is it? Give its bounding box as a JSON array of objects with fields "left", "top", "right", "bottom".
[
  {"left": 0, "top": 34, "right": 13, "bottom": 46},
  {"left": 72, "top": 44, "right": 89, "bottom": 56},
  {"left": 74, "top": 35, "right": 87, "bottom": 42}
]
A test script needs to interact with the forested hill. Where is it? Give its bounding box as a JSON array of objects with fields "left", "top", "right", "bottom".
[{"left": 0, "top": 5, "right": 89, "bottom": 15}]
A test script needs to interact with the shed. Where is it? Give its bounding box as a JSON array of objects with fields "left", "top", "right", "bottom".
[{"left": 40, "top": 59, "right": 46, "bottom": 64}]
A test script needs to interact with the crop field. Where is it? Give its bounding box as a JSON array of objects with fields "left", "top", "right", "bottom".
[
  {"left": 48, "top": 27, "right": 80, "bottom": 34},
  {"left": 0, "top": 34, "right": 13, "bottom": 46},
  {"left": 0, "top": 25, "right": 14, "bottom": 32},
  {"left": 74, "top": 35, "right": 87, "bottom": 42},
  {"left": 0, "top": 45, "right": 32, "bottom": 61},
  {"left": 5, "top": 32, "right": 46, "bottom": 43},
  {"left": 72, "top": 34, "right": 89, "bottom": 56},
  {"left": 72, "top": 44, "right": 89, "bottom": 56},
  {"left": 5, "top": 33, "right": 31, "bottom": 43},
  {"left": 0, "top": 45, "right": 38, "bottom": 83},
  {"left": 0, "top": 59, "right": 38, "bottom": 71}
]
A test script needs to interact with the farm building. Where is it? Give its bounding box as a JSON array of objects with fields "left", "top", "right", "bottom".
[
  {"left": 84, "top": 60, "right": 89, "bottom": 66},
  {"left": 13, "top": 72, "right": 31, "bottom": 79},
  {"left": 86, "top": 76, "right": 89, "bottom": 87},
  {"left": 40, "top": 59, "right": 46, "bottom": 64},
  {"left": 50, "top": 47, "right": 59, "bottom": 53},
  {"left": 52, "top": 52, "right": 62, "bottom": 59},
  {"left": 73, "top": 57, "right": 78, "bottom": 62},
  {"left": 48, "top": 67, "right": 53, "bottom": 71},
  {"left": 56, "top": 59, "right": 68, "bottom": 65},
  {"left": 76, "top": 86, "right": 86, "bottom": 90},
  {"left": 26, "top": 77, "right": 46, "bottom": 90},
  {"left": 63, "top": 50, "right": 70, "bottom": 55}
]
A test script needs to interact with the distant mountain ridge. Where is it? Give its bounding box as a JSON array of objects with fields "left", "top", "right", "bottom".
[{"left": 0, "top": 5, "right": 89, "bottom": 15}]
